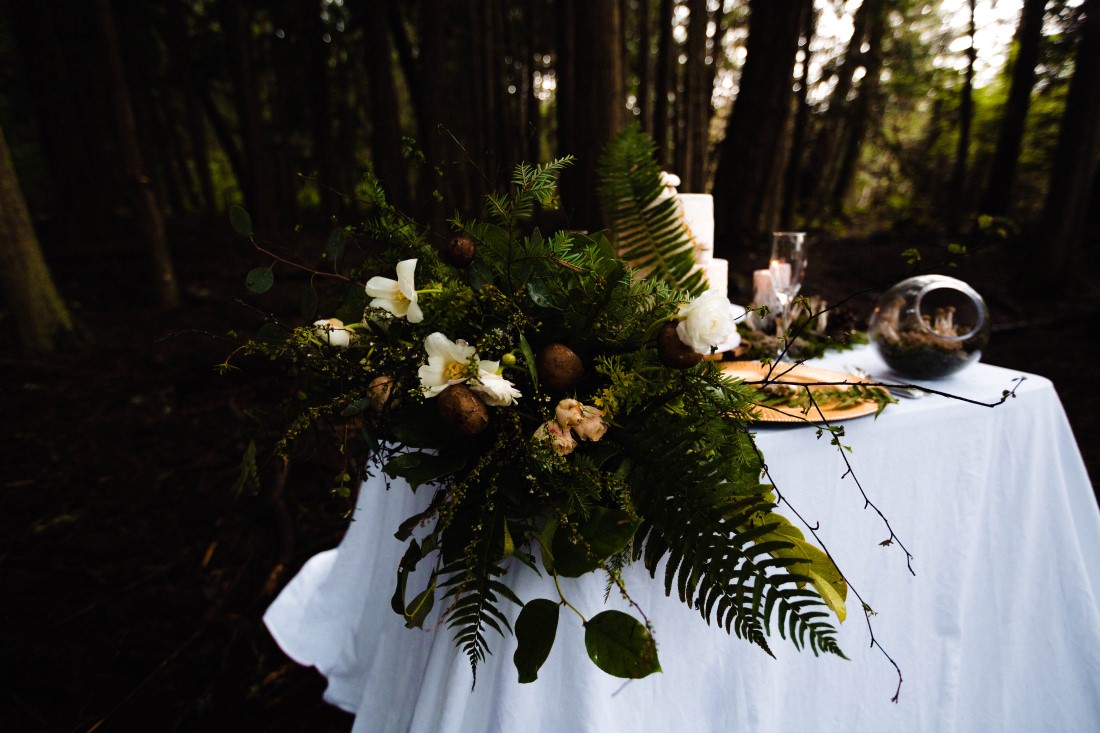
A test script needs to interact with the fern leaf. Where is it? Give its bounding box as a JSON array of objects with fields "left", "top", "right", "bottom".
[{"left": 597, "top": 124, "right": 706, "bottom": 296}]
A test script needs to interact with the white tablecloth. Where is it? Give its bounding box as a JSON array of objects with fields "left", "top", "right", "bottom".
[{"left": 265, "top": 348, "right": 1100, "bottom": 732}]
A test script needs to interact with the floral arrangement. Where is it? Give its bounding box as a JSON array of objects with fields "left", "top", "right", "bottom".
[{"left": 233, "top": 150, "right": 856, "bottom": 685}]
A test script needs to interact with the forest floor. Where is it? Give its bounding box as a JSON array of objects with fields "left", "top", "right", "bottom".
[{"left": 2, "top": 225, "right": 1098, "bottom": 732}]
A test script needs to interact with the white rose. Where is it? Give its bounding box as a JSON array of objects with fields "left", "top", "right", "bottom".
[
  {"left": 470, "top": 363, "right": 522, "bottom": 406},
  {"left": 313, "top": 318, "right": 352, "bottom": 348},
  {"left": 675, "top": 290, "right": 735, "bottom": 353}
]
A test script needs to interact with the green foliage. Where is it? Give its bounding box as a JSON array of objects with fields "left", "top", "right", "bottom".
[
  {"left": 236, "top": 153, "right": 849, "bottom": 687},
  {"left": 584, "top": 610, "right": 661, "bottom": 679},
  {"left": 597, "top": 125, "right": 705, "bottom": 296},
  {"left": 513, "top": 599, "right": 560, "bottom": 683}
]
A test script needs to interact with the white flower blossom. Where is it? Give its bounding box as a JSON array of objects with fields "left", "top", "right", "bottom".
[
  {"left": 676, "top": 290, "right": 735, "bottom": 354},
  {"left": 418, "top": 332, "right": 477, "bottom": 397},
  {"left": 471, "top": 362, "right": 522, "bottom": 406},
  {"left": 313, "top": 318, "right": 352, "bottom": 348},
  {"left": 365, "top": 258, "right": 423, "bottom": 323}
]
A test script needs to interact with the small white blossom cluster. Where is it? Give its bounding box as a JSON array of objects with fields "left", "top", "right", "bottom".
[
  {"left": 533, "top": 398, "right": 608, "bottom": 456},
  {"left": 418, "top": 333, "right": 521, "bottom": 407}
]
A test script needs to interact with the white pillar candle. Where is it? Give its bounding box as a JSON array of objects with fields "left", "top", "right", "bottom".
[
  {"left": 752, "top": 269, "right": 774, "bottom": 306},
  {"left": 769, "top": 261, "right": 792, "bottom": 294},
  {"left": 677, "top": 193, "right": 714, "bottom": 264},
  {"left": 705, "top": 258, "right": 728, "bottom": 300}
]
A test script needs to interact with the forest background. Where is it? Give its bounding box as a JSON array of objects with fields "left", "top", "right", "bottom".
[{"left": 1, "top": 0, "right": 1098, "bottom": 731}]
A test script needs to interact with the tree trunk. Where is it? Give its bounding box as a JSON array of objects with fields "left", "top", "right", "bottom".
[
  {"left": 653, "top": 0, "right": 675, "bottom": 166},
  {"left": 363, "top": 0, "right": 410, "bottom": 209},
  {"left": 97, "top": 0, "right": 179, "bottom": 307},
  {"left": 218, "top": 0, "right": 278, "bottom": 232},
  {"left": 306, "top": 0, "right": 334, "bottom": 216},
  {"left": 830, "top": 0, "right": 887, "bottom": 215},
  {"left": 637, "top": 0, "right": 652, "bottom": 132},
  {"left": 681, "top": 0, "right": 709, "bottom": 191},
  {"left": 981, "top": 0, "right": 1048, "bottom": 217},
  {"left": 948, "top": 0, "right": 978, "bottom": 233},
  {"left": 712, "top": 0, "right": 806, "bottom": 249},
  {"left": 1030, "top": 0, "right": 1100, "bottom": 289},
  {"left": 557, "top": 0, "right": 628, "bottom": 228},
  {"left": 0, "top": 126, "right": 74, "bottom": 354},
  {"left": 780, "top": 4, "right": 816, "bottom": 229}
]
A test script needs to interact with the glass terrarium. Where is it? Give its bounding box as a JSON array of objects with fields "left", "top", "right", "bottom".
[{"left": 868, "top": 275, "right": 990, "bottom": 379}]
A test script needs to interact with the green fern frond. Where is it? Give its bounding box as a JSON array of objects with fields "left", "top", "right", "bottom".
[
  {"left": 597, "top": 124, "right": 706, "bottom": 296},
  {"left": 621, "top": 412, "right": 846, "bottom": 660},
  {"left": 440, "top": 558, "right": 520, "bottom": 687}
]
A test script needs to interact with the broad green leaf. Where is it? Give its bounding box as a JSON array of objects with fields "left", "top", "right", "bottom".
[
  {"left": 552, "top": 507, "right": 641, "bottom": 578},
  {"left": 245, "top": 267, "right": 274, "bottom": 293},
  {"left": 391, "top": 540, "right": 422, "bottom": 614},
  {"left": 501, "top": 518, "right": 515, "bottom": 558},
  {"left": 526, "top": 280, "right": 555, "bottom": 308},
  {"left": 584, "top": 610, "right": 660, "bottom": 679},
  {"left": 256, "top": 322, "right": 283, "bottom": 343},
  {"left": 300, "top": 284, "right": 318, "bottom": 319},
  {"left": 513, "top": 599, "right": 559, "bottom": 683},
  {"left": 383, "top": 451, "right": 465, "bottom": 490},
  {"left": 326, "top": 227, "right": 346, "bottom": 261},
  {"left": 229, "top": 205, "right": 253, "bottom": 237},
  {"left": 539, "top": 517, "right": 558, "bottom": 574},
  {"left": 405, "top": 583, "right": 436, "bottom": 628},
  {"left": 341, "top": 398, "right": 370, "bottom": 416},
  {"left": 518, "top": 334, "right": 539, "bottom": 390}
]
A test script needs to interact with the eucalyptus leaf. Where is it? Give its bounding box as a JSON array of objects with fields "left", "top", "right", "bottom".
[
  {"left": 246, "top": 267, "right": 274, "bottom": 294},
  {"left": 513, "top": 599, "right": 560, "bottom": 683},
  {"left": 341, "top": 398, "right": 370, "bottom": 416},
  {"left": 229, "top": 205, "right": 253, "bottom": 237},
  {"left": 300, "top": 284, "right": 318, "bottom": 319},
  {"left": 518, "top": 334, "right": 539, "bottom": 390},
  {"left": 526, "top": 280, "right": 556, "bottom": 308},
  {"left": 326, "top": 227, "right": 347, "bottom": 261},
  {"left": 405, "top": 583, "right": 436, "bottom": 628},
  {"left": 383, "top": 452, "right": 465, "bottom": 490},
  {"left": 584, "top": 610, "right": 661, "bottom": 679}
]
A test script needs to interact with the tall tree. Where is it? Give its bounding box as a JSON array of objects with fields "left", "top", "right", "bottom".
[
  {"left": 0, "top": 126, "right": 74, "bottom": 353},
  {"left": 947, "top": 0, "right": 978, "bottom": 232},
  {"left": 1031, "top": 0, "right": 1100, "bottom": 288},
  {"left": 829, "top": 0, "right": 887, "bottom": 215},
  {"left": 780, "top": 4, "right": 817, "bottom": 229},
  {"left": 652, "top": 0, "right": 675, "bottom": 166},
  {"left": 800, "top": 0, "right": 880, "bottom": 223},
  {"left": 218, "top": 0, "right": 279, "bottom": 231},
  {"left": 712, "top": 0, "right": 806, "bottom": 248},
  {"left": 97, "top": 0, "right": 179, "bottom": 307},
  {"left": 680, "top": 0, "right": 710, "bottom": 191},
  {"left": 981, "top": 0, "right": 1048, "bottom": 217},
  {"left": 557, "top": 0, "right": 628, "bottom": 228}
]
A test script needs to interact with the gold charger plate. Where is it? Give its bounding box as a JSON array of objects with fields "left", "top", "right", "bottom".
[{"left": 720, "top": 361, "right": 879, "bottom": 423}]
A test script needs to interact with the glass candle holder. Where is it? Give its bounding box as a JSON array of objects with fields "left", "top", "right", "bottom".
[{"left": 868, "top": 275, "right": 990, "bottom": 379}]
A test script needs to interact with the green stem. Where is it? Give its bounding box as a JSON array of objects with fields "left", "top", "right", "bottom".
[{"left": 552, "top": 570, "right": 587, "bottom": 624}]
